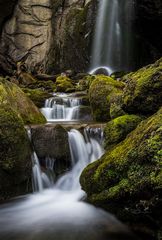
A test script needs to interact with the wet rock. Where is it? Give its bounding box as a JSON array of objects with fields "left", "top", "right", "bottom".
[
  {"left": 104, "top": 114, "right": 143, "bottom": 149},
  {"left": 121, "top": 58, "right": 162, "bottom": 115},
  {"left": 80, "top": 108, "right": 162, "bottom": 239},
  {"left": 0, "top": 105, "right": 32, "bottom": 201},
  {"left": 22, "top": 88, "right": 52, "bottom": 108},
  {"left": 89, "top": 75, "right": 125, "bottom": 121},
  {"left": 31, "top": 125, "right": 71, "bottom": 175},
  {"left": 0, "top": 78, "right": 46, "bottom": 124},
  {"left": 56, "top": 75, "right": 74, "bottom": 92}
]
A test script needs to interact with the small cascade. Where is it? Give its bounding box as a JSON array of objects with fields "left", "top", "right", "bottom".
[
  {"left": 55, "top": 128, "right": 104, "bottom": 191},
  {"left": 90, "top": 0, "right": 135, "bottom": 74},
  {"left": 26, "top": 127, "right": 54, "bottom": 192},
  {"left": 41, "top": 93, "right": 88, "bottom": 122}
]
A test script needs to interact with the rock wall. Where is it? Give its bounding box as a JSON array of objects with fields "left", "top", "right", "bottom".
[
  {"left": 0, "top": 0, "right": 161, "bottom": 75},
  {"left": 0, "top": 0, "right": 53, "bottom": 75},
  {"left": 0, "top": 0, "right": 96, "bottom": 75}
]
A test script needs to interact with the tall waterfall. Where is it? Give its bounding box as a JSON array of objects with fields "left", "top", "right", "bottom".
[{"left": 90, "top": 0, "right": 135, "bottom": 75}]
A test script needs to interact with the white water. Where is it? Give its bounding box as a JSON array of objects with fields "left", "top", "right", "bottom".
[
  {"left": 41, "top": 93, "right": 86, "bottom": 122},
  {"left": 90, "top": 0, "right": 135, "bottom": 75},
  {"left": 0, "top": 125, "right": 134, "bottom": 239}
]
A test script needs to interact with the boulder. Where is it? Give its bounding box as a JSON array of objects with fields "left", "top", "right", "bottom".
[
  {"left": 22, "top": 88, "right": 52, "bottom": 108},
  {"left": 56, "top": 76, "right": 74, "bottom": 92},
  {"left": 89, "top": 75, "right": 125, "bottom": 121},
  {"left": 104, "top": 115, "right": 143, "bottom": 149},
  {"left": 121, "top": 58, "right": 162, "bottom": 115},
  {"left": 31, "top": 125, "right": 71, "bottom": 175},
  {"left": 0, "top": 78, "right": 46, "bottom": 124},
  {"left": 80, "top": 108, "right": 162, "bottom": 238},
  {"left": 0, "top": 105, "right": 32, "bottom": 200}
]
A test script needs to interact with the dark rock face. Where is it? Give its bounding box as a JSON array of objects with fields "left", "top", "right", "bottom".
[
  {"left": 0, "top": 0, "right": 17, "bottom": 32},
  {"left": 0, "top": 0, "right": 161, "bottom": 74},
  {"left": 31, "top": 125, "right": 71, "bottom": 175},
  {"left": 0, "top": 0, "right": 96, "bottom": 75},
  {"left": 135, "top": 0, "right": 162, "bottom": 67},
  {"left": 48, "top": 0, "right": 97, "bottom": 74}
]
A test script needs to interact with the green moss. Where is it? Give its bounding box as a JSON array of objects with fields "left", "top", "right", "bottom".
[
  {"left": 80, "top": 108, "right": 162, "bottom": 206},
  {"left": 0, "top": 105, "right": 32, "bottom": 200},
  {"left": 104, "top": 114, "right": 143, "bottom": 149},
  {"left": 0, "top": 78, "right": 46, "bottom": 124},
  {"left": 56, "top": 75, "right": 74, "bottom": 92},
  {"left": 89, "top": 75, "right": 125, "bottom": 121},
  {"left": 22, "top": 88, "right": 52, "bottom": 108},
  {"left": 121, "top": 58, "right": 162, "bottom": 115}
]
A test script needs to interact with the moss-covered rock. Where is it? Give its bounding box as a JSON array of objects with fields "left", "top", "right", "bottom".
[
  {"left": 76, "top": 75, "right": 96, "bottom": 91},
  {"left": 80, "top": 108, "right": 162, "bottom": 238},
  {"left": 121, "top": 58, "right": 162, "bottom": 115},
  {"left": 81, "top": 108, "right": 162, "bottom": 201},
  {"left": 89, "top": 75, "right": 125, "bottom": 121},
  {"left": 104, "top": 115, "right": 143, "bottom": 149},
  {"left": 56, "top": 76, "right": 74, "bottom": 92},
  {"left": 0, "top": 78, "right": 46, "bottom": 124},
  {"left": 0, "top": 105, "right": 32, "bottom": 200},
  {"left": 22, "top": 88, "right": 52, "bottom": 108}
]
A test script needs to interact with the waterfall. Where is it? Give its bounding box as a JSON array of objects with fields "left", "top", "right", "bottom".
[
  {"left": 41, "top": 93, "right": 91, "bottom": 122},
  {"left": 90, "top": 0, "right": 135, "bottom": 75},
  {"left": 55, "top": 129, "right": 104, "bottom": 191},
  {"left": 0, "top": 128, "right": 134, "bottom": 240},
  {"left": 32, "top": 127, "right": 104, "bottom": 193}
]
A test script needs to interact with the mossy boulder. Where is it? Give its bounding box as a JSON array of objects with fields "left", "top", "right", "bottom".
[
  {"left": 56, "top": 76, "right": 74, "bottom": 92},
  {"left": 121, "top": 58, "right": 162, "bottom": 115},
  {"left": 89, "top": 75, "right": 125, "bottom": 121},
  {"left": 80, "top": 108, "right": 162, "bottom": 236},
  {"left": 104, "top": 115, "right": 143, "bottom": 149},
  {"left": 0, "top": 78, "right": 46, "bottom": 124},
  {"left": 76, "top": 75, "right": 96, "bottom": 91},
  {"left": 22, "top": 88, "right": 52, "bottom": 108},
  {"left": 0, "top": 105, "right": 32, "bottom": 200}
]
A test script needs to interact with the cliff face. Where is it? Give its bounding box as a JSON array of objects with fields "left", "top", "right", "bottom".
[
  {"left": 0, "top": 0, "right": 96, "bottom": 75},
  {"left": 0, "top": 0, "right": 161, "bottom": 75}
]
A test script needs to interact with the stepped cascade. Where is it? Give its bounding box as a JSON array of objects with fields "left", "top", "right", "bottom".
[
  {"left": 0, "top": 90, "right": 134, "bottom": 239},
  {"left": 41, "top": 93, "right": 92, "bottom": 122},
  {"left": 90, "top": 0, "right": 135, "bottom": 75}
]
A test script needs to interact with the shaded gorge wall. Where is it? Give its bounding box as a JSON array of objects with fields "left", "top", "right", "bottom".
[{"left": 0, "top": 0, "right": 161, "bottom": 75}]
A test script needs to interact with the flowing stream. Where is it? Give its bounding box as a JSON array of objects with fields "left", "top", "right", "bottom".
[
  {"left": 0, "top": 95, "right": 136, "bottom": 239},
  {"left": 41, "top": 93, "right": 92, "bottom": 122},
  {"left": 90, "top": 0, "right": 135, "bottom": 75}
]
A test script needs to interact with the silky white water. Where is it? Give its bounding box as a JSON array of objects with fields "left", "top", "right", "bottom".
[
  {"left": 0, "top": 127, "right": 134, "bottom": 239},
  {"left": 0, "top": 126, "right": 135, "bottom": 239},
  {"left": 90, "top": 0, "right": 135, "bottom": 75},
  {"left": 41, "top": 93, "right": 90, "bottom": 122}
]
